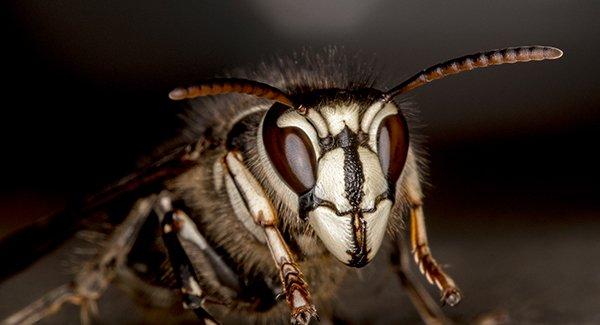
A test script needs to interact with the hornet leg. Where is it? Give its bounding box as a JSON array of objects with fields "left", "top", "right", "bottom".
[
  {"left": 391, "top": 235, "right": 452, "bottom": 325},
  {"left": 224, "top": 151, "right": 317, "bottom": 325},
  {"left": 3, "top": 196, "right": 156, "bottom": 325},
  {"left": 404, "top": 152, "right": 461, "bottom": 306},
  {"left": 154, "top": 195, "right": 221, "bottom": 325}
]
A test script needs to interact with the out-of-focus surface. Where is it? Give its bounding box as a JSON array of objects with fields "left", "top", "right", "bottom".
[{"left": 1, "top": 1, "right": 599, "bottom": 323}]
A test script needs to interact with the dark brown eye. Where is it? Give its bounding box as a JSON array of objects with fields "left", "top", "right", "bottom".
[
  {"left": 377, "top": 113, "right": 409, "bottom": 182},
  {"left": 262, "top": 105, "right": 317, "bottom": 194}
]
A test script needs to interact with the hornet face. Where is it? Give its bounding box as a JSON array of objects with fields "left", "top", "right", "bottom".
[{"left": 262, "top": 90, "right": 409, "bottom": 267}]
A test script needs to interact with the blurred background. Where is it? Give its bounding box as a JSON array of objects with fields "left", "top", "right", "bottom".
[{"left": 0, "top": 1, "right": 598, "bottom": 324}]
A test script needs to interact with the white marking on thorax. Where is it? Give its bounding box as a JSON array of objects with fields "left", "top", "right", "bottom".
[{"left": 226, "top": 104, "right": 268, "bottom": 132}]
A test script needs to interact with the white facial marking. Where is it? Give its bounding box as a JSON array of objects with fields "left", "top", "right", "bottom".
[
  {"left": 364, "top": 199, "right": 392, "bottom": 260},
  {"left": 320, "top": 104, "right": 360, "bottom": 136},
  {"left": 368, "top": 104, "right": 398, "bottom": 152},
  {"left": 306, "top": 109, "right": 329, "bottom": 138},
  {"left": 258, "top": 100, "right": 400, "bottom": 266},
  {"left": 277, "top": 111, "right": 321, "bottom": 159},
  {"left": 309, "top": 199, "right": 392, "bottom": 265},
  {"left": 309, "top": 207, "right": 353, "bottom": 264},
  {"left": 361, "top": 101, "right": 385, "bottom": 133},
  {"left": 309, "top": 141, "right": 391, "bottom": 264},
  {"left": 357, "top": 147, "right": 388, "bottom": 210},
  {"left": 314, "top": 148, "right": 352, "bottom": 213}
]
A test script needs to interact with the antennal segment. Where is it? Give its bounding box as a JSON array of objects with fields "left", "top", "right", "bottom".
[
  {"left": 169, "top": 78, "right": 295, "bottom": 108},
  {"left": 384, "top": 46, "right": 563, "bottom": 100}
]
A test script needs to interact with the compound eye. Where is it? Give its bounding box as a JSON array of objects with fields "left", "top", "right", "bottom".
[
  {"left": 262, "top": 105, "right": 317, "bottom": 194},
  {"left": 377, "top": 113, "right": 409, "bottom": 182}
]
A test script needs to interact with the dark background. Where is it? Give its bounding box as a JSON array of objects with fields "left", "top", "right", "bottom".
[{"left": 0, "top": 1, "right": 599, "bottom": 324}]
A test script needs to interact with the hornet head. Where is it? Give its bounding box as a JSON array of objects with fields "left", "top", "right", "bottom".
[{"left": 261, "top": 89, "right": 409, "bottom": 267}]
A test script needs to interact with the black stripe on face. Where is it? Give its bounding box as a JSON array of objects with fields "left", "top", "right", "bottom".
[
  {"left": 347, "top": 211, "right": 370, "bottom": 267},
  {"left": 337, "top": 126, "right": 370, "bottom": 267},
  {"left": 338, "top": 126, "right": 365, "bottom": 209}
]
